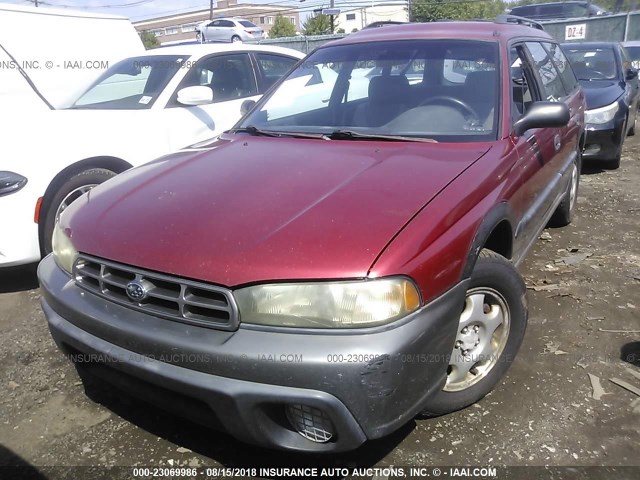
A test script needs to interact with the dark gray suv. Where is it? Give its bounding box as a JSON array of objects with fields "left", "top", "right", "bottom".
[{"left": 508, "top": 1, "right": 608, "bottom": 21}]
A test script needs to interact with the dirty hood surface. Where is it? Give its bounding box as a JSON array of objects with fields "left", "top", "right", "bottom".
[{"left": 65, "top": 136, "right": 491, "bottom": 287}]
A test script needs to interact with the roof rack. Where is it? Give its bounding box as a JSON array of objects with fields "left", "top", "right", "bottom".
[{"left": 495, "top": 14, "right": 545, "bottom": 31}]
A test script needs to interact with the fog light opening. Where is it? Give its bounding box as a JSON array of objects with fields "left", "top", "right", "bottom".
[{"left": 285, "top": 404, "right": 335, "bottom": 443}]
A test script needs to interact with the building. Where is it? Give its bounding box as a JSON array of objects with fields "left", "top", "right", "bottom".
[
  {"left": 337, "top": 4, "right": 409, "bottom": 32},
  {"left": 133, "top": 0, "right": 300, "bottom": 45}
]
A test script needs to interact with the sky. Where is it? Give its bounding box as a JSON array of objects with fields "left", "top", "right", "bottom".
[{"left": 1, "top": 0, "right": 315, "bottom": 22}]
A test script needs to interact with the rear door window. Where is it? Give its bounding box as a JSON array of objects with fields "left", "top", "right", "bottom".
[
  {"left": 526, "top": 42, "right": 567, "bottom": 101},
  {"left": 543, "top": 42, "right": 579, "bottom": 92}
]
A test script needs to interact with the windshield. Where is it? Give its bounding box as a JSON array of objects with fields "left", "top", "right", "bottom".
[
  {"left": 238, "top": 40, "right": 500, "bottom": 142},
  {"left": 564, "top": 47, "right": 618, "bottom": 81},
  {"left": 71, "top": 55, "right": 188, "bottom": 109}
]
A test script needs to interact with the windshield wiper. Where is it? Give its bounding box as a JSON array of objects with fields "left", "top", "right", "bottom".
[
  {"left": 327, "top": 130, "right": 437, "bottom": 143},
  {"left": 233, "top": 125, "right": 326, "bottom": 139}
]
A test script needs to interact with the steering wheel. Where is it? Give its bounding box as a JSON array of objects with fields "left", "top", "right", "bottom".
[{"left": 420, "top": 96, "right": 480, "bottom": 122}]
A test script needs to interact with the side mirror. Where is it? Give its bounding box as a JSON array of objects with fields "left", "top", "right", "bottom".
[
  {"left": 625, "top": 68, "right": 638, "bottom": 81},
  {"left": 513, "top": 101, "right": 570, "bottom": 136},
  {"left": 177, "top": 86, "right": 213, "bottom": 106},
  {"left": 240, "top": 99, "right": 256, "bottom": 116}
]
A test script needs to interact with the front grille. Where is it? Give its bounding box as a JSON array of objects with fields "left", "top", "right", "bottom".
[{"left": 73, "top": 254, "right": 239, "bottom": 331}]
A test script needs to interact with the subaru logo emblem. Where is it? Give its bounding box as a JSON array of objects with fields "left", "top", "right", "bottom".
[{"left": 126, "top": 281, "right": 147, "bottom": 302}]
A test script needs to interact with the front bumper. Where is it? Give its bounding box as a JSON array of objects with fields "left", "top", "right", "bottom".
[
  {"left": 38, "top": 254, "right": 467, "bottom": 452},
  {"left": 0, "top": 184, "right": 41, "bottom": 267},
  {"left": 582, "top": 116, "right": 626, "bottom": 161}
]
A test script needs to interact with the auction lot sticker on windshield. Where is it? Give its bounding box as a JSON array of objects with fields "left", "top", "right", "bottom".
[
  {"left": 139, "top": 96, "right": 152, "bottom": 105},
  {"left": 565, "top": 24, "right": 586, "bottom": 40}
]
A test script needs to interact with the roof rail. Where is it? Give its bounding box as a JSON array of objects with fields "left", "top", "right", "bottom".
[{"left": 495, "top": 14, "right": 545, "bottom": 31}]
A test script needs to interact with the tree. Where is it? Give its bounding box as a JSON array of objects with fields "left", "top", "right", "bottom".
[
  {"left": 303, "top": 13, "right": 336, "bottom": 35},
  {"left": 140, "top": 31, "right": 159, "bottom": 49},
  {"left": 269, "top": 15, "right": 297, "bottom": 38},
  {"left": 410, "top": 0, "right": 505, "bottom": 23}
]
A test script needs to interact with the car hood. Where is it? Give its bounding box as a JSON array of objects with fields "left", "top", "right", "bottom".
[
  {"left": 579, "top": 80, "right": 623, "bottom": 109},
  {"left": 64, "top": 136, "right": 491, "bottom": 287}
]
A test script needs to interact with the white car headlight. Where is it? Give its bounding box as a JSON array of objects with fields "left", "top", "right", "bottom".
[
  {"left": 585, "top": 102, "right": 619, "bottom": 124},
  {"left": 235, "top": 278, "right": 421, "bottom": 328},
  {"left": 52, "top": 224, "right": 78, "bottom": 274}
]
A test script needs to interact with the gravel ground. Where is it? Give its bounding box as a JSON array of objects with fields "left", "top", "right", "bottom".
[{"left": 1, "top": 137, "right": 639, "bottom": 479}]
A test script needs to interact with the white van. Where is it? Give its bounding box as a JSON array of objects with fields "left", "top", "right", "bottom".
[
  {"left": 0, "top": 4, "right": 145, "bottom": 110},
  {"left": 0, "top": 4, "right": 144, "bottom": 268}
]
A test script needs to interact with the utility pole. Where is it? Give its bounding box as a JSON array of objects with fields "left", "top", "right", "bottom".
[
  {"left": 330, "top": 0, "right": 334, "bottom": 34},
  {"left": 209, "top": 0, "right": 213, "bottom": 20}
]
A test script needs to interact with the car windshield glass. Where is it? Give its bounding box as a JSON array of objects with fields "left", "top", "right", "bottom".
[
  {"left": 70, "top": 55, "right": 188, "bottom": 110},
  {"left": 564, "top": 47, "right": 618, "bottom": 80},
  {"left": 238, "top": 39, "right": 500, "bottom": 142}
]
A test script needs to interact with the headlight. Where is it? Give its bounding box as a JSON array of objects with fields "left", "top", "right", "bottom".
[
  {"left": 0, "top": 171, "right": 27, "bottom": 197},
  {"left": 235, "top": 278, "right": 421, "bottom": 328},
  {"left": 52, "top": 224, "right": 79, "bottom": 274},
  {"left": 585, "top": 102, "right": 619, "bottom": 124}
]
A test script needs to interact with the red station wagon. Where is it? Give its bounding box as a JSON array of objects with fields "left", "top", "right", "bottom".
[{"left": 39, "top": 17, "right": 586, "bottom": 452}]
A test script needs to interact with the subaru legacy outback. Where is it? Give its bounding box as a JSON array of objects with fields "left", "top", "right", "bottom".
[{"left": 39, "top": 18, "right": 585, "bottom": 452}]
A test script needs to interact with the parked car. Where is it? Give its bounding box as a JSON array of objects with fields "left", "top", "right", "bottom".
[
  {"left": 0, "top": 44, "right": 303, "bottom": 268},
  {"left": 39, "top": 18, "right": 584, "bottom": 452},
  {"left": 196, "top": 17, "right": 264, "bottom": 43},
  {"left": 507, "top": 1, "right": 609, "bottom": 21},
  {"left": 562, "top": 42, "right": 639, "bottom": 168},
  {"left": 622, "top": 40, "right": 640, "bottom": 69}
]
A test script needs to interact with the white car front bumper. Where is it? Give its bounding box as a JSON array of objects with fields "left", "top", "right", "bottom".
[{"left": 0, "top": 184, "right": 41, "bottom": 267}]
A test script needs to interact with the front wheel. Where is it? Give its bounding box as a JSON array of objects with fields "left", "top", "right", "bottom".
[
  {"left": 549, "top": 151, "right": 580, "bottom": 227},
  {"left": 41, "top": 168, "right": 116, "bottom": 255},
  {"left": 628, "top": 111, "right": 637, "bottom": 136},
  {"left": 420, "top": 250, "right": 528, "bottom": 416}
]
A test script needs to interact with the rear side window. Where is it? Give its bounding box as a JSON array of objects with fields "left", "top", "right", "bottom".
[
  {"left": 510, "top": 6, "right": 535, "bottom": 17},
  {"left": 544, "top": 42, "right": 579, "bottom": 92},
  {"left": 526, "top": 42, "right": 567, "bottom": 101},
  {"left": 255, "top": 53, "right": 298, "bottom": 89},
  {"left": 443, "top": 57, "right": 495, "bottom": 84}
]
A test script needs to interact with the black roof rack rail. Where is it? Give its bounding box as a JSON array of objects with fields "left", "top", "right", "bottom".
[{"left": 495, "top": 14, "right": 545, "bottom": 31}]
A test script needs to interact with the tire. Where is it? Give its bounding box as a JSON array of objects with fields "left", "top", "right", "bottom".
[
  {"left": 607, "top": 121, "right": 626, "bottom": 170},
  {"left": 628, "top": 111, "right": 637, "bottom": 136},
  {"left": 420, "top": 250, "right": 528, "bottom": 416},
  {"left": 609, "top": 148, "right": 622, "bottom": 170},
  {"left": 41, "top": 168, "right": 116, "bottom": 255},
  {"left": 549, "top": 150, "right": 580, "bottom": 227},
  {"left": 231, "top": 35, "right": 241, "bottom": 43}
]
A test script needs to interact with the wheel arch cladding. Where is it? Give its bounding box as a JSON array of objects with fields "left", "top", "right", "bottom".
[{"left": 462, "top": 203, "right": 514, "bottom": 279}]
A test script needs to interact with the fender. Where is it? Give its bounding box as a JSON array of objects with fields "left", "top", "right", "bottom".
[
  {"left": 37, "top": 156, "right": 133, "bottom": 251},
  {"left": 461, "top": 202, "right": 515, "bottom": 279}
]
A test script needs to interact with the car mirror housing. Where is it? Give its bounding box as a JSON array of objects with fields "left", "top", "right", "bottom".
[
  {"left": 513, "top": 101, "right": 570, "bottom": 136},
  {"left": 240, "top": 99, "right": 256, "bottom": 116},
  {"left": 625, "top": 68, "right": 638, "bottom": 81},
  {"left": 177, "top": 86, "right": 214, "bottom": 106}
]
